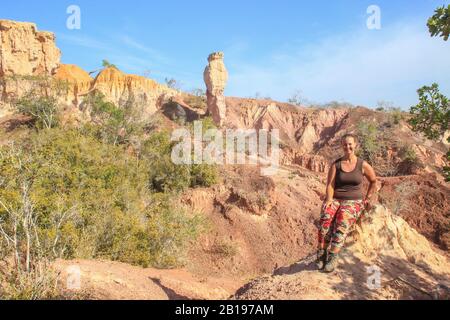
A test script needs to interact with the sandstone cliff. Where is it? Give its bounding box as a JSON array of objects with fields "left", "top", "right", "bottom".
[
  {"left": 0, "top": 20, "right": 177, "bottom": 121},
  {"left": 91, "top": 67, "right": 177, "bottom": 116},
  {"left": 0, "top": 20, "right": 60, "bottom": 77}
]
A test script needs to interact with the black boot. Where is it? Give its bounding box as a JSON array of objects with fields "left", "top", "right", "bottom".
[
  {"left": 315, "top": 249, "right": 327, "bottom": 270},
  {"left": 324, "top": 252, "right": 339, "bottom": 273}
]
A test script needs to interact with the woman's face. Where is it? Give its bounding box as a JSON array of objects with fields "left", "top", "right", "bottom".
[{"left": 341, "top": 137, "right": 357, "bottom": 156}]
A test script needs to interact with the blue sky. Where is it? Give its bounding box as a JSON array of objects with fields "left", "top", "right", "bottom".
[{"left": 2, "top": 0, "right": 450, "bottom": 108}]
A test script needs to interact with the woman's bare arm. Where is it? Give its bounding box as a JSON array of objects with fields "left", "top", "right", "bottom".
[
  {"left": 362, "top": 161, "right": 377, "bottom": 207},
  {"left": 324, "top": 162, "right": 336, "bottom": 206}
]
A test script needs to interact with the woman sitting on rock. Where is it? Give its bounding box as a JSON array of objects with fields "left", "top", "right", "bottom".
[{"left": 316, "top": 133, "right": 377, "bottom": 272}]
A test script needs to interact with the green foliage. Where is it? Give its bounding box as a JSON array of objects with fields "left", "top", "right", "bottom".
[
  {"left": 409, "top": 83, "right": 449, "bottom": 181},
  {"left": 356, "top": 121, "right": 381, "bottom": 163},
  {"left": 389, "top": 107, "right": 403, "bottom": 125},
  {"left": 146, "top": 194, "right": 205, "bottom": 268},
  {"left": 319, "top": 101, "right": 354, "bottom": 109},
  {"left": 143, "top": 131, "right": 191, "bottom": 193},
  {"left": 102, "top": 59, "right": 118, "bottom": 69},
  {"left": 190, "top": 164, "right": 218, "bottom": 188},
  {"left": 165, "top": 78, "right": 181, "bottom": 90},
  {"left": 376, "top": 100, "right": 393, "bottom": 110},
  {"left": 5, "top": 74, "right": 50, "bottom": 82},
  {"left": 202, "top": 116, "right": 218, "bottom": 131},
  {"left": 143, "top": 130, "right": 218, "bottom": 193},
  {"left": 15, "top": 92, "right": 59, "bottom": 129},
  {"left": 287, "top": 90, "right": 307, "bottom": 106},
  {"left": 383, "top": 107, "right": 404, "bottom": 127},
  {"left": 185, "top": 92, "right": 207, "bottom": 110},
  {"left": 82, "top": 91, "right": 144, "bottom": 145},
  {"left": 0, "top": 261, "right": 60, "bottom": 300},
  {"left": 428, "top": 5, "right": 450, "bottom": 41},
  {"left": 399, "top": 144, "right": 418, "bottom": 165},
  {"left": 376, "top": 101, "right": 404, "bottom": 125},
  {"left": 210, "top": 239, "right": 238, "bottom": 258},
  {"left": 0, "top": 128, "right": 204, "bottom": 268},
  {"left": 409, "top": 83, "right": 449, "bottom": 141},
  {"left": 191, "top": 88, "right": 205, "bottom": 97}
]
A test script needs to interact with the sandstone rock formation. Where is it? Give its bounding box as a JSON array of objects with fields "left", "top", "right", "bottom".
[
  {"left": 234, "top": 205, "right": 450, "bottom": 300},
  {"left": 0, "top": 20, "right": 60, "bottom": 77},
  {"left": 54, "top": 64, "right": 93, "bottom": 106},
  {"left": 0, "top": 20, "right": 178, "bottom": 121},
  {"left": 91, "top": 67, "right": 177, "bottom": 117},
  {"left": 282, "top": 152, "right": 329, "bottom": 173},
  {"left": 203, "top": 52, "right": 228, "bottom": 126}
]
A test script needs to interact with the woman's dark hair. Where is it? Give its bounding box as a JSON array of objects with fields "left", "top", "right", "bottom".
[{"left": 341, "top": 133, "right": 358, "bottom": 144}]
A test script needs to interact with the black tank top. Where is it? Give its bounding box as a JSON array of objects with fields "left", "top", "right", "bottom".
[{"left": 333, "top": 157, "right": 364, "bottom": 200}]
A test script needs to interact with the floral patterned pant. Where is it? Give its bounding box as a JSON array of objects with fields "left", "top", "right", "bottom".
[{"left": 317, "top": 199, "right": 364, "bottom": 253}]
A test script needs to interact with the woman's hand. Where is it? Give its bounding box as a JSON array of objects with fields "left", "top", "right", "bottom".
[
  {"left": 322, "top": 199, "right": 333, "bottom": 211},
  {"left": 363, "top": 198, "right": 373, "bottom": 211}
]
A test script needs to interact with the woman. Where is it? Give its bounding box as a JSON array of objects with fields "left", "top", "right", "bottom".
[{"left": 316, "top": 133, "right": 377, "bottom": 272}]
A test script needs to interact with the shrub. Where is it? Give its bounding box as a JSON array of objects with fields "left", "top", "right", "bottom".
[
  {"left": 82, "top": 91, "right": 145, "bottom": 145},
  {"left": 0, "top": 128, "right": 203, "bottom": 268},
  {"left": 165, "top": 78, "right": 181, "bottom": 90},
  {"left": 146, "top": 194, "right": 205, "bottom": 268},
  {"left": 190, "top": 164, "right": 218, "bottom": 188},
  {"left": 356, "top": 121, "right": 381, "bottom": 164},
  {"left": 15, "top": 92, "right": 59, "bottom": 129},
  {"left": 184, "top": 94, "right": 207, "bottom": 110},
  {"left": 143, "top": 130, "right": 218, "bottom": 193},
  {"left": 102, "top": 59, "right": 118, "bottom": 69},
  {"left": 210, "top": 239, "right": 238, "bottom": 258},
  {"left": 383, "top": 107, "right": 404, "bottom": 127},
  {"left": 409, "top": 83, "right": 449, "bottom": 181},
  {"left": 399, "top": 145, "right": 418, "bottom": 164}
]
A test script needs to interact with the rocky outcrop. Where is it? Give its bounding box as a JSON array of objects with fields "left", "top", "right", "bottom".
[
  {"left": 0, "top": 20, "right": 62, "bottom": 117},
  {"left": 0, "top": 20, "right": 178, "bottom": 121},
  {"left": 203, "top": 52, "right": 228, "bottom": 126},
  {"left": 54, "top": 64, "right": 93, "bottom": 106},
  {"left": 0, "top": 20, "right": 60, "bottom": 77},
  {"left": 282, "top": 152, "right": 329, "bottom": 173},
  {"left": 234, "top": 205, "right": 450, "bottom": 300},
  {"left": 91, "top": 67, "right": 177, "bottom": 117}
]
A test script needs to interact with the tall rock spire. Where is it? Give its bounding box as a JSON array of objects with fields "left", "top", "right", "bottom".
[{"left": 203, "top": 52, "right": 228, "bottom": 126}]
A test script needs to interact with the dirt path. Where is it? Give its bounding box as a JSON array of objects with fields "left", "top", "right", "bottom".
[{"left": 55, "top": 259, "right": 246, "bottom": 300}]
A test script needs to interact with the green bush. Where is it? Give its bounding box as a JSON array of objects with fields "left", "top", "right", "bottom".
[
  {"left": 356, "top": 121, "right": 381, "bottom": 163},
  {"left": 0, "top": 128, "right": 203, "bottom": 268},
  {"left": 82, "top": 91, "right": 145, "bottom": 146},
  {"left": 190, "top": 164, "right": 218, "bottom": 187},
  {"left": 399, "top": 145, "right": 418, "bottom": 164},
  {"left": 15, "top": 92, "right": 59, "bottom": 129},
  {"left": 143, "top": 130, "right": 218, "bottom": 193},
  {"left": 146, "top": 193, "right": 205, "bottom": 268},
  {"left": 386, "top": 107, "right": 403, "bottom": 126}
]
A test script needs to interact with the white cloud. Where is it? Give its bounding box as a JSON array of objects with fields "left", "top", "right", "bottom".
[
  {"left": 58, "top": 33, "right": 109, "bottom": 50},
  {"left": 226, "top": 20, "right": 450, "bottom": 108},
  {"left": 118, "top": 35, "right": 171, "bottom": 65}
]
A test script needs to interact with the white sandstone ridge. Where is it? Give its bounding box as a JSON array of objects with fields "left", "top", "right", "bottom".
[
  {"left": 204, "top": 52, "right": 228, "bottom": 126},
  {"left": 234, "top": 205, "right": 450, "bottom": 300}
]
